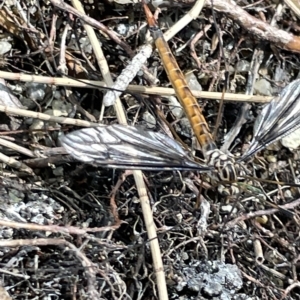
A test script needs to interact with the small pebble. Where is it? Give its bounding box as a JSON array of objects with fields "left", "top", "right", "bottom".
[
  {"left": 185, "top": 71, "right": 202, "bottom": 91},
  {"left": 168, "top": 96, "right": 183, "bottom": 118},
  {"left": 281, "top": 127, "right": 300, "bottom": 150},
  {"left": 254, "top": 78, "right": 272, "bottom": 96},
  {"left": 142, "top": 111, "right": 156, "bottom": 128},
  {"left": 220, "top": 205, "right": 237, "bottom": 214},
  {"left": 236, "top": 60, "right": 250, "bottom": 73},
  {"left": 266, "top": 155, "right": 277, "bottom": 163},
  {"left": 0, "top": 41, "right": 11, "bottom": 55}
]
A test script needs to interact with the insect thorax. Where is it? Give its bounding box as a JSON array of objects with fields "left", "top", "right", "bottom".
[{"left": 205, "top": 149, "right": 241, "bottom": 195}]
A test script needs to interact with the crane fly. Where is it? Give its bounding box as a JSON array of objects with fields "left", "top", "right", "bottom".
[
  {"left": 60, "top": 2, "right": 300, "bottom": 195},
  {"left": 141, "top": 1, "right": 238, "bottom": 189},
  {"left": 60, "top": 79, "right": 300, "bottom": 193}
]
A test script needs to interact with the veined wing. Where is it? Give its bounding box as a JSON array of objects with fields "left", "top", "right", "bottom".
[
  {"left": 241, "top": 79, "right": 300, "bottom": 160},
  {"left": 60, "top": 124, "right": 212, "bottom": 172}
]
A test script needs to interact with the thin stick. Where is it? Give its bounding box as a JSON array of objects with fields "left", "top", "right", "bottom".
[
  {"left": 0, "top": 152, "right": 34, "bottom": 174},
  {"left": 50, "top": 0, "right": 134, "bottom": 56},
  {"left": 164, "top": 0, "right": 206, "bottom": 41},
  {"left": 207, "top": 0, "right": 300, "bottom": 53},
  {"left": 0, "top": 105, "right": 98, "bottom": 127},
  {"left": 0, "top": 237, "right": 101, "bottom": 299},
  {"left": 0, "top": 71, "right": 272, "bottom": 103},
  {"left": 69, "top": 0, "right": 169, "bottom": 299},
  {"left": 0, "top": 137, "right": 35, "bottom": 157},
  {"left": 284, "top": 0, "right": 300, "bottom": 18}
]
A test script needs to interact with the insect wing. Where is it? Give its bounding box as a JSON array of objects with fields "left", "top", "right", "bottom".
[
  {"left": 241, "top": 79, "right": 300, "bottom": 160},
  {"left": 60, "top": 124, "right": 212, "bottom": 172}
]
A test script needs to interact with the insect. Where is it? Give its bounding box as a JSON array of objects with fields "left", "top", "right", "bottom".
[
  {"left": 60, "top": 2, "right": 300, "bottom": 195},
  {"left": 141, "top": 1, "right": 238, "bottom": 188},
  {"left": 60, "top": 80, "right": 300, "bottom": 193}
]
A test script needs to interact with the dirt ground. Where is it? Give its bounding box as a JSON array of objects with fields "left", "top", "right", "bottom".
[{"left": 0, "top": 0, "right": 300, "bottom": 299}]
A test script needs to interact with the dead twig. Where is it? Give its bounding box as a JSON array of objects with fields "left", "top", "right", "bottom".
[
  {"left": 225, "top": 197, "right": 300, "bottom": 230},
  {"left": 206, "top": 0, "right": 300, "bottom": 53},
  {"left": 0, "top": 104, "right": 98, "bottom": 127},
  {"left": 0, "top": 219, "right": 121, "bottom": 234},
  {"left": 68, "top": 0, "right": 169, "bottom": 298},
  {"left": 50, "top": 0, "right": 134, "bottom": 56},
  {"left": 0, "top": 238, "right": 101, "bottom": 299},
  {"left": 0, "top": 71, "right": 272, "bottom": 103},
  {"left": 0, "top": 152, "right": 34, "bottom": 175}
]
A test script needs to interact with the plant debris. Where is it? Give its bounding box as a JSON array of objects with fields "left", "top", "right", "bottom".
[{"left": 0, "top": 0, "right": 300, "bottom": 299}]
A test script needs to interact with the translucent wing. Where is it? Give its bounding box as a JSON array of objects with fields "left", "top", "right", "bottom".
[
  {"left": 60, "top": 124, "right": 212, "bottom": 172},
  {"left": 241, "top": 79, "right": 300, "bottom": 160}
]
